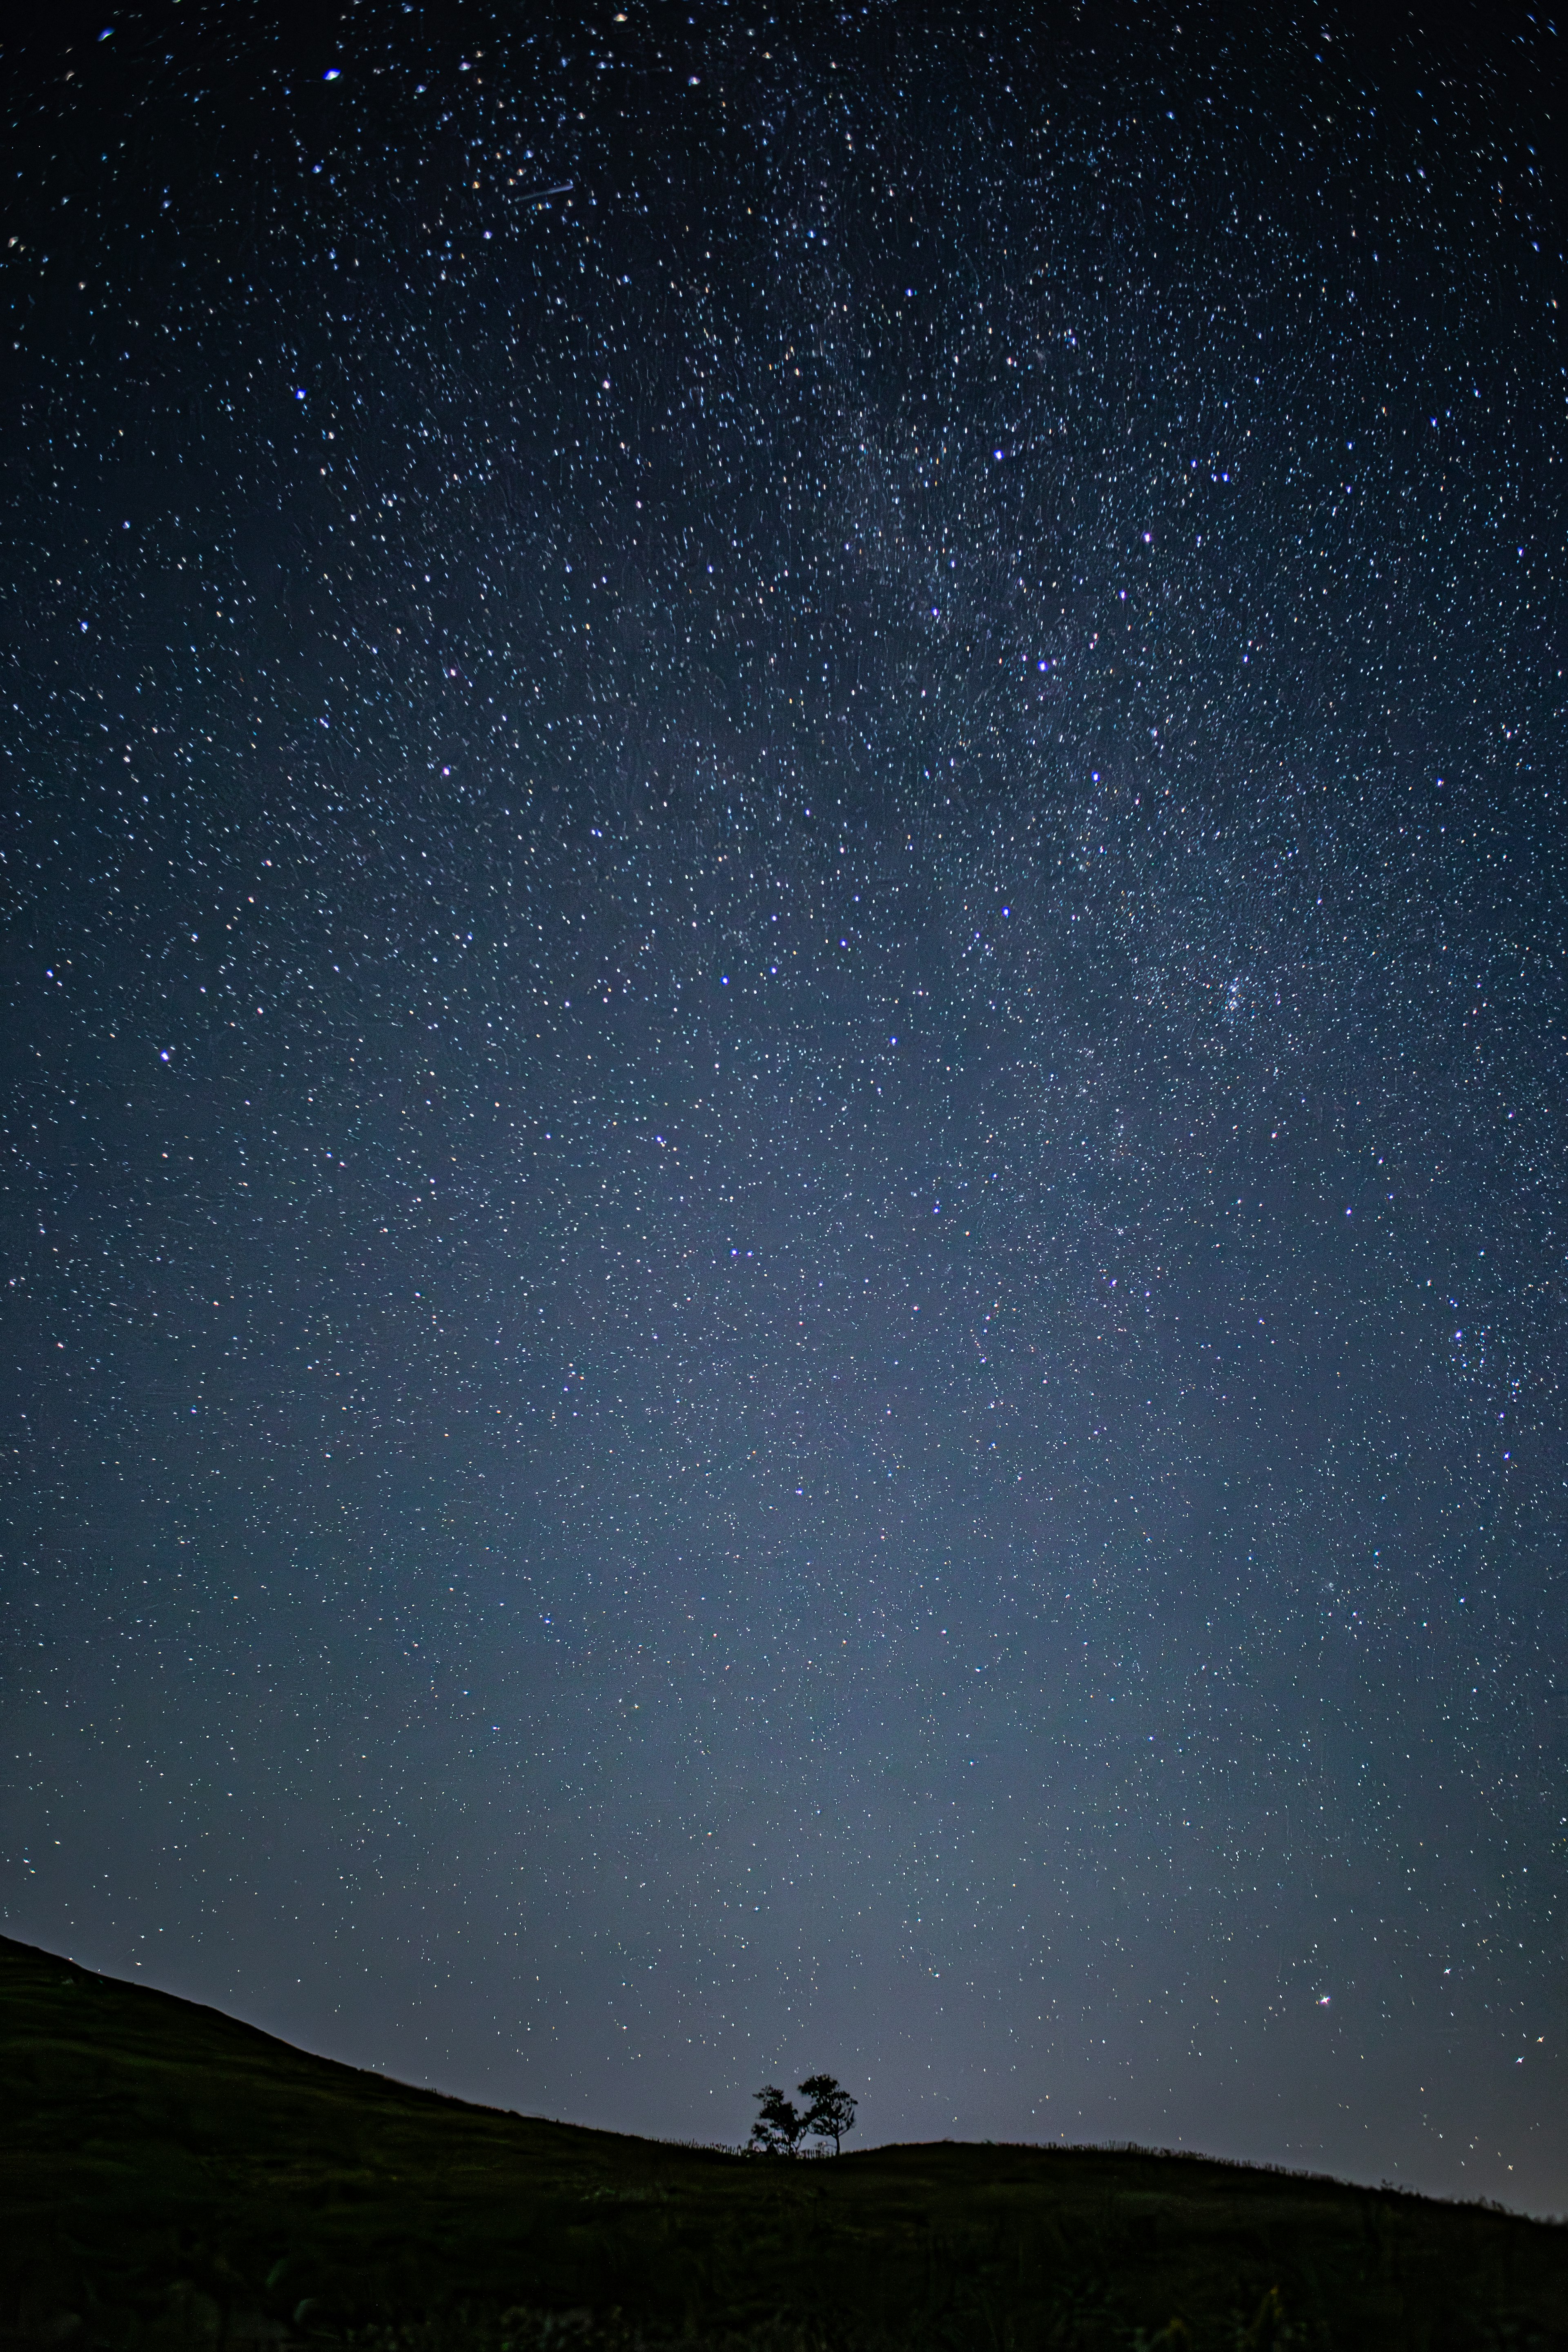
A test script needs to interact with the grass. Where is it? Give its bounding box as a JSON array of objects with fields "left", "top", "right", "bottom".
[{"left": 3, "top": 1932, "right": 1564, "bottom": 2351}]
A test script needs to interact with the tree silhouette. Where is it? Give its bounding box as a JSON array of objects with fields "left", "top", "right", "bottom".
[
  {"left": 748, "top": 2083, "right": 806, "bottom": 2155},
  {"left": 798, "top": 2073, "right": 858, "bottom": 2154},
  {"left": 749, "top": 2074, "right": 858, "bottom": 2155}
]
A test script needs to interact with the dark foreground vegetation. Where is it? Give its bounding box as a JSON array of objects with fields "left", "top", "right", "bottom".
[{"left": 3, "top": 1936, "right": 1564, "bottom": 2352}]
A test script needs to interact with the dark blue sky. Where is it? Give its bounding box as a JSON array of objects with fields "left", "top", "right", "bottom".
[{"left": 2, "top": 0, "right": 1564, "bottom": 2212}]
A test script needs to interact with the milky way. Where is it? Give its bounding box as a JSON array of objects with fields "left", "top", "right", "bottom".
[{"left": 2, "top": 2, "right": 1564, "bottom": 2209}]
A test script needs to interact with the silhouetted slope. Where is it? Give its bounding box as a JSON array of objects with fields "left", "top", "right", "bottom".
[{"left": 2, "top": 1934, "right": 1564, "bottom": 2350}]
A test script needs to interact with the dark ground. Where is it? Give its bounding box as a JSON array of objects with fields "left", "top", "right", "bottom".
[{"left": 2, "top": 1937, "right": 1565, "bottom": 2352}]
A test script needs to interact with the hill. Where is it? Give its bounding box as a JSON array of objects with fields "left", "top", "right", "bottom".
[{"left": 2, "top": 1933, "right": 1564, "bottom": 2351}]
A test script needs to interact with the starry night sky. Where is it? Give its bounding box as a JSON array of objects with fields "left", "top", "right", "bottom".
[{"left": 3, "top": 0, "right": 1565, "bottom": 2212}]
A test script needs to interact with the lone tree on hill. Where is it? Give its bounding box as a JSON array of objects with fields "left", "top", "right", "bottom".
[
  {"left": 799, "top": 2073, "right": 858, "bottom": 2154},
  {"left": 749, "top": 2075, "right": 858, "bottom": 2155},
  {"left": 748, "top": 2083, "right": 807, "bottom": 2154}
]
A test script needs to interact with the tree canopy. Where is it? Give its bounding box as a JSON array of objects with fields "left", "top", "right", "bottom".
[{"left": 747, "top": 2084, "right": 806, "bottom": 2156}]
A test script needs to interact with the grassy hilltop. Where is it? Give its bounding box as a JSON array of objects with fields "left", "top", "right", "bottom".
[{"left": 2, "top": 1934, "right": 1564, "bottom": 2352}]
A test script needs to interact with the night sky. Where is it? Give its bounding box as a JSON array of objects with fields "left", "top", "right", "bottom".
[{"left": 3, "top": 0, "right": 1565, "bottom": 2213}]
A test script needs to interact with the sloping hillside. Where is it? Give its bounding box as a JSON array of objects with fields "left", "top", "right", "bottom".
[{"left": 2, "top": 1933, "right": 1563, "bottom": 2350}]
